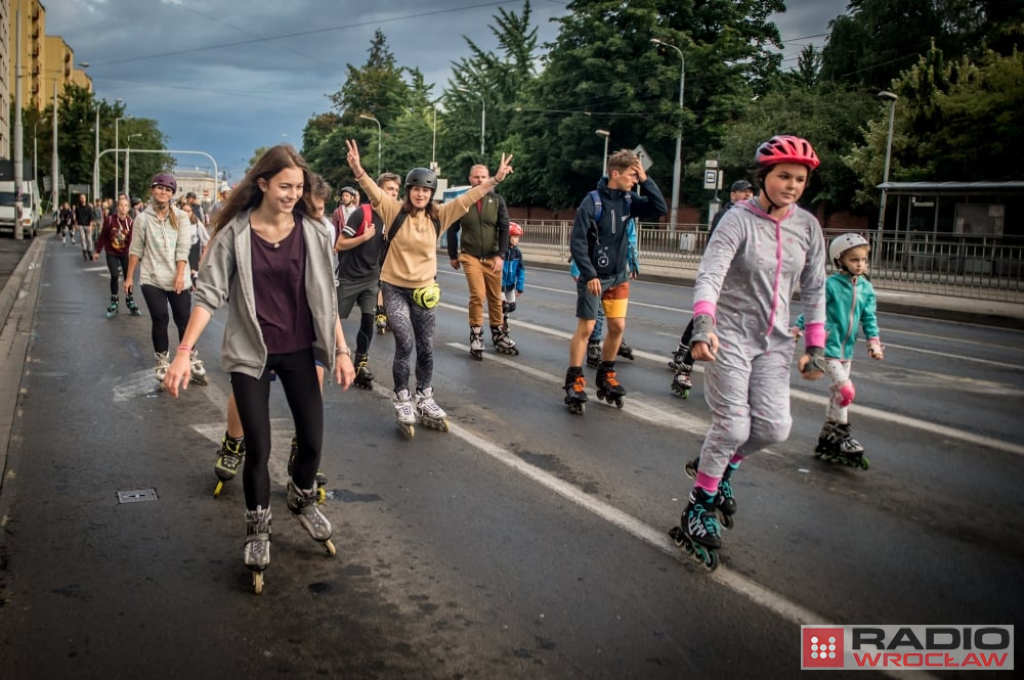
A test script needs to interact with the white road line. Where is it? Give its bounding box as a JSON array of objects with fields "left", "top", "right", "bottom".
[
  {"left": 885, "top": 326, "right": 1024, "bottom": 348},
  {"left": 362, "top": 375, "right": 935, "bottom": 680},
  {"left": 446, "top": 342, "right": 713, "bottom": 439},
  {"left": 439, "top": 308, "right": 1024, "bottom": 457},
  {"left": 113, "top": 369, "right": 163, "bottom": 402},
  {"left": 882, "top": 341, "right": 1024, "bottom": 370}
]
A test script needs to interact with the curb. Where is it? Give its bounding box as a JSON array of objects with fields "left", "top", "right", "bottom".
[{"left": 0, "top": 236, "right": 46, "bottom": 332}]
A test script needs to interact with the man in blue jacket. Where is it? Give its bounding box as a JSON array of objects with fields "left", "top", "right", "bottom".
[{"left": 563, "top": 149, "right": 667, "bottom": 413}]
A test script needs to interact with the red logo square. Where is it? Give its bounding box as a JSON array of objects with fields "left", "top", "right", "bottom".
[{"left": 802, "top": 627, "right": 844, "bottom": 669}]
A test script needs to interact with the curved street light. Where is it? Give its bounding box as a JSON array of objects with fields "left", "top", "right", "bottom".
[
  {"left": 359, "top": 114, "right": 382, "bottom": 177},
  {"left": 875, "top": 91, "right": 899, "bottom": 269},
  {"left": 456, "top": 86, "right": 486, "bottom": 157},
  {"left": 595, "top": 129, "right": 611, "bottom": 176}
]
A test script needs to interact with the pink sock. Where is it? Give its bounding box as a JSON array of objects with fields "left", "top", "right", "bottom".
[{"left": 695, "top": 471, "right": 721, "bottom": 495}]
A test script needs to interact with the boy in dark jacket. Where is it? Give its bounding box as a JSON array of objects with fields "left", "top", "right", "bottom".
[{"left": 563, "top": 149, "right": 667, "bottom": 413}]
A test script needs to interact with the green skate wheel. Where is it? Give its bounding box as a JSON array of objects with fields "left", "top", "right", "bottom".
[
  {"left": 317, "top": 487, "right": 326, "bottom": 504},
  {"left": 859, "top": 456, "right": 870, "bottom": 470},
  {"left": 702, "top": 549, "right": 718, "bottom": 572}
]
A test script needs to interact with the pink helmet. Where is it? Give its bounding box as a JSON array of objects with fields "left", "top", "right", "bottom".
[
  {"left": 509, "top": 222, "right": 523, "bottom": 237},
  {"left": 754, "top": 136, "right": 820, "bottom": 171},
  {"left": 150, "top": 172, "right": 177, "bottom": 192}
]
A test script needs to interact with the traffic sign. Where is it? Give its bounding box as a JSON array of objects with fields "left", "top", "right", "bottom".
[
  {"left": 633, "top": 145, "right": 653, "bottom": 171},
  {"left": 703, "top": 169, "right": 718, "bottom": 190}
]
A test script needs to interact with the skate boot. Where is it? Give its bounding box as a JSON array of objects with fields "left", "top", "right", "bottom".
[
  {"left": 353, "top": 352, "right": 374, "bottom": 389},
  {"left": 563, "top": 368, "right": 588, "bottom": 415},
  {"left": 668, "top": 488, "right": 721, "bottom": 571},
  {"left": 126, "top": 295, "right": 142, "bottom": 316},
  {"left": 154, "top": 351, "right": 170, "bottom": 390},
  {"left": 415, "top": 387, "right": 450, "bottom": 432},
  {"left": 244, "top": 505, "right": 272, "bottom": 594},
  {"left": 491, "top": 325, "right": 519, "bottom": 355},
  {"left": 286, "top": 479, "right": 336, "bottom": 556},
  {"left": 213, "top": 433, "right": 246, "bottom": 497},
  {"left": 595, "top": 361, "right": 626, "bottom": 408},
  {"left": 375, "top": 305, "right": 388, "bottom": 334},
  {"left": 105, "top": 296, "right": 119, "bottom": 319},
  {"left": 668, "top": 344, "right": 690, "bottom": 371},
  {"left": 683, "top": 457, "right": 738, "bottom": 528},
  {"left": 393, "top": 388, "right": 417, "bottom": 438},
  {"left": 815, "top": 421, "right": 869, "bottom": 469},
  {"left": 287, "top": 436, "right": 328, "bottom": 503},
  {"left": 189, "top": 350, "right": 208, "bottom": 386},
  {"left": 469, "top": 326, "right": 485, "bottom": 360},
  {"left": 670, "top": 363, "right": 693, "bottom": 399},
  {"left": 617, "top": 338, "right": 635, "bottom": 361},
  {"left": 585, "top": 340, "right": 602, "bottom": 369}
]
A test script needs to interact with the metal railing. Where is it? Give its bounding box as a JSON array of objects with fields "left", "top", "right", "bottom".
[{"left": 501, "top": 221, "right": 1024, "bottom": 303}]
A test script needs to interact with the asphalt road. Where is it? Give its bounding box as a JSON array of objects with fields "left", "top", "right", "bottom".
[{"left": 0, "top": 239, "right": 1021, "bottom": 679}]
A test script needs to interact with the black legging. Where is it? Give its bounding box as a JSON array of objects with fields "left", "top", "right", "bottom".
[
  {"left": 140, "top": 284, "right": 191, "bottom": 353},
  {"left": 105, "top": 253, "right": 129, "bottom": 296},
  {"left": 231, "top": 347, "right": 323, "bottom": 511},
  {"left": 355, "top": 312, "right": 375, "bottom": 356}
]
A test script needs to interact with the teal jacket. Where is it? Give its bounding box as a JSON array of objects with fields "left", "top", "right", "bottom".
[{"left": 797, "top": 272, "right": 880, "bottom": 360}]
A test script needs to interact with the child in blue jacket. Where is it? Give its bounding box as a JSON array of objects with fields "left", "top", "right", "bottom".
[
  {"left": 501, "top": 222, "right": 526, "bottom": 344},
  {"left": 797, "top": 233, "right": 884, "bottom": 468}
]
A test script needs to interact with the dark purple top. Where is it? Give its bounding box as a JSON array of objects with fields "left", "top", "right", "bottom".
[{"left": 251, "top": 215, "right": 315, "bottom": 354}]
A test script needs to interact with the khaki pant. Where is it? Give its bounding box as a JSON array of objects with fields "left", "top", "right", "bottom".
[{"left": 459, "top": 253, "right": 504, "bottom": 328}]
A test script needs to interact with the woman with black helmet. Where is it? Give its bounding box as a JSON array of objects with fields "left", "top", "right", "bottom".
[
  {"left": 344, "top": 139, "right": 513, "bottom": 437},
  {"left": 669, "top": 135, "right": 828, "bottom": 570},
  {"left": 125, "top": 172, "right": 199, "bottom": 386}
]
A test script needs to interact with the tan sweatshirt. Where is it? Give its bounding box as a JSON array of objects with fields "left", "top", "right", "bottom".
[{"left": 357, "top": 173, "right": 496, "bottom": 290}]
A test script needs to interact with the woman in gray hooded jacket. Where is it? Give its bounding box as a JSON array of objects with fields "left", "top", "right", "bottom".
[{"left": 163, "top": 144, "right": 354, "bottom": 593}]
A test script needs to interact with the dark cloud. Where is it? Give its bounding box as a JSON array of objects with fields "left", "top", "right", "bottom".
[{"left": 44, "top": 0, "right": 847, "bottom": 182}]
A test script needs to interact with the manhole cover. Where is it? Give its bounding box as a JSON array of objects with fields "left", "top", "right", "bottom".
[{"left": 117, "top": 489, "right": 158, "bottom": 504}]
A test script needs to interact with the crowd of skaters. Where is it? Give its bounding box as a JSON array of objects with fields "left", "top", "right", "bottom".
[{"left": 56, "top": 132, "right": 881, "bottom": 588}]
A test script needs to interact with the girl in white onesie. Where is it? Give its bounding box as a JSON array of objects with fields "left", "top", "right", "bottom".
[{"left": 672, "top": 135, "right": 829, "bottom": 567}]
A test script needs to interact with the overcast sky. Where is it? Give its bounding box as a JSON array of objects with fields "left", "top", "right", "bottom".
[{"left": 43, "top": 0, "right": 849, "bottom": 186}]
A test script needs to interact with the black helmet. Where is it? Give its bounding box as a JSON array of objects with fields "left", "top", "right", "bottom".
[
  {"left": 404, "top": 168, "right": 437, "bottom": 190},
  {"left": 730, "top": 180, "right": 753, "bottom": 192}
]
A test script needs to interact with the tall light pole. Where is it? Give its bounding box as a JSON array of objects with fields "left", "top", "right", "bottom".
[
  {"left": 52, "top": 82, "right": 59, "bottom": 211},
  {"left": 456, "top": 86, "right": 485, "bottom": 157},
  {"left": 651, "top": 38, "right": 685, "bottom": 231},
  {"left": 359, "top": 114, "right": 381, "bottom": 177},
  {"left": 115, "top": 112, "right": 129, "bottom": 197},
  {"left": 13, "top": 12, "right": 24, "bottom": 239},
  {"left": 595, "top": 129, "right": 611, "bottom": 176},
  {"left": 876, "top": 91, "right": 899, "bottom": 269},
  {"left": 124, "top": 133, "right": 141, "bottom": 198}
]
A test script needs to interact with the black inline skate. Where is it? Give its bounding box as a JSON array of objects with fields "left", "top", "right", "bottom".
[
  {"left": 671, "top": 363, "right": 693, "bottom": 399},
  {"left": 585, "top": 340, "right": 602, "bottom": 369},
  {"left": 617, "top": 338, "right": 635, "bottom": 361},
  {"left": 668, "top": 343, "right": 689, "bottom": 371},
  {"left": 668, "top": 488, "right": 722, "bottom": 571},
  {"left": 286, "top": 480, "right": 336, "bottom": 557},
  {"left": 374, "top": 304, "right": 388, "bottom": 334},
  {"left": 244, "top": 505, "right": 272, "bottom": 594},
  {"left": 287, "top": 436, "right": 328, "bottom": 502},
  {"left": 595, "top": 361, "right": 626, "bottom": 409},
  {"left": 213, "top": 433, "right": 246, "bottom": 497},
  {"left": 491, "top": 325, "right": 519, "bottom": 355},
  {"left": 353, "top": 352, "right": 374, "bottom": 389},
  {"left": 684, "top": 457, "right": 737, "bottom": 528},
  {"left": 814, "top": 421, "right": 870, "bottom": 469},
  {"left": 105, "top": 295, "right": 119, "bottom": 319},
  {"left": 469, "top": 326, "right": 485, "bottom": 360},
  {"left": 126, "top": 294, "right": 142, "bottom": 316},
  {"left": 563, "top": 368, "right": 588, "bottom": 415}
]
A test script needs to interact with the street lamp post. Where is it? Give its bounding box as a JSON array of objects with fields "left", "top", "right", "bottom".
[
  {"left": 875, "top": 91, "right": 899, "bottom": 269},
  {"left": 124, "top": 133, "right": 142, "bottom": 198},
  {"left": 595, "top": 129, "right": 611, "bottom": 176},
  {"left": 456, "top": 87, "right": 486, "bottom": 157},
  {"left": 359, "top": 114, "right": 382, "bottom": 177},
  {"left": 651, "top": 38, "right": 685, "bottom": 231}
]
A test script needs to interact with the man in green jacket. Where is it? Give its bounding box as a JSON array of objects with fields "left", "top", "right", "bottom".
[{"left": 446, "top": 163, "right": 514, "bottom": 358}]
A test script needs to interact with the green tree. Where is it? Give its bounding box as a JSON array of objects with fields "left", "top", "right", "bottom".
[{"left": 510, "top": 0, "right": 785, "bottom": 211}]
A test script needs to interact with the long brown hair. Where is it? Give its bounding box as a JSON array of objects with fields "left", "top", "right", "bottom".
[{"left": 211, "top": 144, "right": 316, "bottom": 235}]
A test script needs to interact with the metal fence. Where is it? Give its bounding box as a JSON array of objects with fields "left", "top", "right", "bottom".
[{"left": 508, "top": 221, "right": 1024, "bottom": 303}]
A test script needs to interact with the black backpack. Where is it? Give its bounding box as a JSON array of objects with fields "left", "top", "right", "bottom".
[{"left": 379, "top": 210, "right": 442, "bottom": 266}]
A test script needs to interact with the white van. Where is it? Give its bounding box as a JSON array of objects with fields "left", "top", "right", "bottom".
[{"left": 0, "top": 180, "right": 41, "bottom": 237}]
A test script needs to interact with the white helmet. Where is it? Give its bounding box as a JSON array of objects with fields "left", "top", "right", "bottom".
[{"left": 829, "top": 233, "right": 870, "bottom": 269}]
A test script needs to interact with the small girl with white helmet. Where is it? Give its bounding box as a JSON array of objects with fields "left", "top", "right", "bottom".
[{"left": 800, "top": 233, "right": 883, "bottom": 468}]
